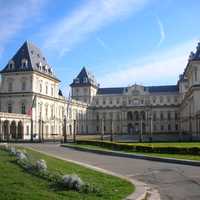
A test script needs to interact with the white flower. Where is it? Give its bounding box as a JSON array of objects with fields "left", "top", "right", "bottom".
[
  {"left": 62, "top": 174, "right": 84, "bottom": 190},
  {"left": 35, "top": 159, "right": 47, "bottom": 172},
  {"left": 16, "top": 150, "right": 27, "bottom": 161}
]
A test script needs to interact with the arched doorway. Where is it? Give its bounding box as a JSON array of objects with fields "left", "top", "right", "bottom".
[
  {"left": 18, "top": 121, "right": 23, "bottom": 139},
  {"left": 3, "top": 120, "right": 9, "bottom": 141},
  {"left": 133, "top": 111, "right": 139, "bottom": 121},
  {"left": 10, "top": 121, "right": 17, "bottom": 139},
  {"left": 127, "top": 111, "right": 133, "bottom": 121}
]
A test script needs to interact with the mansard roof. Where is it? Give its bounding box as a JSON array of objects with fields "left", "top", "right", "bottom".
[
  {"left": 1, "top": 41, "right": 59, "bottom": 81},
  {"left": 70, "top": 67, "right": 98, "bottom": 88},
  {"left": 97, "top": 87, "right": 125, "bottom": 95},
  {"left": 97, "top": 85, "right": 179, "bottom": 95},
  {"left": 146, "top": 85, "right": 179, "bottom": 93}
]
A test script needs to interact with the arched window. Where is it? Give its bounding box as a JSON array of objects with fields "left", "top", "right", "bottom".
[
  {"left": 127, "top": 111, "right": 133, "bottom": 120},
  {"left": 160, "top": 111, "right": 164, "bottom": 120},
  {"left": 8, "top": 103, "right": 12, "bottom": 113},
  {"left": 21, "top": 103, "right": 26, "bottom": 114},
  {"left": 153, "top": 112, "right": 156, "bottom": 121},
  {"left": 167, "top": 111, "right": 171, "bottom": 120}
]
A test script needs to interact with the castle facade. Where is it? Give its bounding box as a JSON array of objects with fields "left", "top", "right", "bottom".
[{"left": 0, "top": 41, "right": 200, "bottom": 141}]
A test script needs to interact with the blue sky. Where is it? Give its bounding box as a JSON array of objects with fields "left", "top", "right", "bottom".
[{"left": 0, "top": 0, "right": 200, "bottom": 95}]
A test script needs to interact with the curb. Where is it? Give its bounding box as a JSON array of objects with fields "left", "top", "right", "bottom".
[
  {"left": 23, "top": 145, "right": 149, "bottom": 200},
  {"left": 61, "top": 144, "right": 200, "bottom": 167}
]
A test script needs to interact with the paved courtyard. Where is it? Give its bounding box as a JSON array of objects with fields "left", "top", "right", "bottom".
[{"left": 22, "top": 143, "right": 200, "bottom": 200}]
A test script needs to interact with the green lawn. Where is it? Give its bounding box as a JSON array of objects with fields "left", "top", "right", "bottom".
[
  {"left": 0, "top": 148, "right": 134, "bottom": 200},
  {"left": 63, "top": 143, "right": 200, "bottom": 161}
]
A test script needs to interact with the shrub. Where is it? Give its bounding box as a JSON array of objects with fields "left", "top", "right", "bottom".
[
  {"left": 35, "top": 159, "right": 47, "bottom": 172},
  {"left": 16, "top": 150, "right": 27, "bottom": 161},
  {"left": 76, "top": 140, "right": 200, "bottom": 155},
  {"left": 61, "top": 174, "right": 84, "bottom": 191}
]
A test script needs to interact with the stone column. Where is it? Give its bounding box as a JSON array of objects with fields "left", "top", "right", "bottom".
[{"left": 7, "top": 121, "right": 10, "bottom": 141}]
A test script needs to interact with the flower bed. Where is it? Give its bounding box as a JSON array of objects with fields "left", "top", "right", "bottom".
[{"left": 0, "top": 144, "right": 98, "bottom": 193}]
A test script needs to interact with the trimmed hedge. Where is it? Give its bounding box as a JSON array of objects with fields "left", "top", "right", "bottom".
[{"left": 76, "top": 140, "right": 200, "bottom": 155}]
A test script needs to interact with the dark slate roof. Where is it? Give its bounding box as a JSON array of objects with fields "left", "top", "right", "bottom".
[
  {"left": 97, "top": 85, "right": 179, "bottom": 95},
  {"left": 188, "top": 42, "right": 200, "bottom": 61},
  {"left": 0, "top": 41, "right": 59, "bottom": 81},
  {"left": 70, "top": 67, "right": 98, "bottom": 88},
  {"left": 145, "top": 85, "right": 179, "bottom": 93},
  {"left": 97, "top": 87, "right": 125, "bottom": 95}
]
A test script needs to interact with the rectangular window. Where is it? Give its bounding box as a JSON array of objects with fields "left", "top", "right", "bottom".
[
  {"left": 26, "top": 126, "right": 29, "bottom": 135},
  {"left": 168, "top": 124, "right": 171, "bottom": 131},
  {"left": 8, "top": 103, "right": 12, "bottom": 113},
  {"left": 46, "top": 85, "right": 48, "bottom": 95},
  {"left": 8, "top": 82, "right": 12, "bottom": 92},
  {"left": 51, "top": 87, "right": 54, "bottom": 96},
  {"left": 40, "top": 82, "right": 42, "bottom": 93},
  {"left": 22, "top": 81, "right": 26, "bottom": 91},
  {"left": 167, "top": 112, "right": 171, "bottom": 120},
  {"left": 160, "top": 112, "right": 164, "bottom": 120},
  {"left": 195, "top": 69, "right": 198, "bottom": 81}
]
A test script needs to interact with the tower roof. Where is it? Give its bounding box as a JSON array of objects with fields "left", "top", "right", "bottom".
[
  {"left": 188, "top": 42, "right": 200, "bottom": 61},
  {"left": 1, "top": 41, "right": 59, "bottom": 81},
  {"left": 70, "top": 67, "right": 98, "bottom": 88}
]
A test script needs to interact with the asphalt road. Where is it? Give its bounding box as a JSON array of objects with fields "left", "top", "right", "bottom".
[{"left": 22, "top": 143, "right": 200, "bottom": 200}]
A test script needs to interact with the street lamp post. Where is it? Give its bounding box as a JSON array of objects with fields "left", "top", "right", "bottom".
[
  {"left": 101, "top": 118, "right": 104, "bottom": 141},
  {"left": 110, "top": 119, "right": 113, "bottom": 142},
  {"left": 63, "top": 116, "right": 67, "bottom": 143},
  {"left": 140, "top": 118, "right": 143, "bottom": 142},
  {"left": 73, "top": 120, "right": 76, "bottom": 143}
]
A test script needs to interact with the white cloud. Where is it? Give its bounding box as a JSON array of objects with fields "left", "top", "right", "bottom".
[
  {"left": 0, "top": 0, "right": 46, "bottom": 53},
  {"left": 43, "top": 0, "right": 149, "bottom": 55},
  {"left": 98, "top": 39, "right": 197, "bottom": 87},
  {"left": 156, "top": 17, "right": 165, "bottom": 47}
]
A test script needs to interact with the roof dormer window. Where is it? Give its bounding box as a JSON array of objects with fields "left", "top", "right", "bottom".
[
  {"left": 8, "top": 60, "right": 15, "bottom": 70},
  {"left": 75, "top": 78, "right": 79, "bottom": 83},
  {"left": 48, "top": 67, "right": 53, "bottom": 74},
  {"left": 21, "top": 59, "right": 28, "bottom": 69},
  {"left": 83, "top": 77, "right": 88, "bottom": 83},
  {"left": 37, "top": 62, "right": 42, "bottom": 70}
]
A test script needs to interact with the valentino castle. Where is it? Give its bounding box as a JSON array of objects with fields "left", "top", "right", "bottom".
[{"left": 0, "top": 41, "right": 200, "bottom": 141}]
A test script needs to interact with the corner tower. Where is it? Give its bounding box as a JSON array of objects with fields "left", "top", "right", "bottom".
[{"left": 70, "top": 67, "right": 98, "bottom": 104}]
